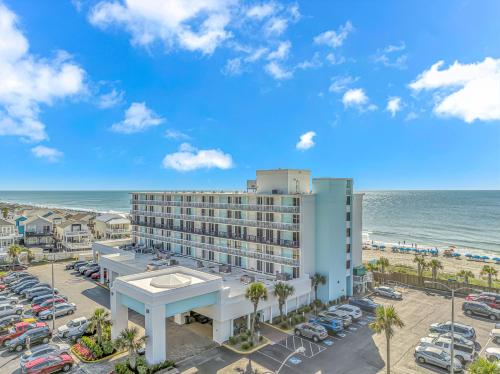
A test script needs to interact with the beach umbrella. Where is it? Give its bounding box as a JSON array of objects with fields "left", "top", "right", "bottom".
[
  {"left": 465, "top": 253, "right": 472, "bottom": 258},
  {"left": 380, "top": 244, "right": 386, "bottom": 249},
  {"left": 453, "top": 252, "right": 461, "bottom": 257},
  {"left": 472, "top": 255, "right": 481, "bottom": 259},
  {"left": 492, "top": 257, "right": 500, "bottom": 261},
  {"left": 482, "top": 255, "right": 490, "bottom": 260}
]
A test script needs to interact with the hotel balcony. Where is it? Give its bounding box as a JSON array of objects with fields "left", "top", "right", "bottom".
[
  {"left": 25, "top": 231, "right": 52, "bottom": 237},
  {"left": 130, "top": 199, "right": 300, "bottom": 213},
  {"left": 130, "top": 210, "right": 299, "bottom": 231},
  {"left": 131, "top": 220, "right": 299, "bottom": 248},
  {"left": 106, "top": 228, "right": 130, "bottom": 235},
  {"left": 132, "top": 230, "right": 299, "bottom": 267},
  {"left": 65, "top": 230, "right": 91, "bottom": 237}
]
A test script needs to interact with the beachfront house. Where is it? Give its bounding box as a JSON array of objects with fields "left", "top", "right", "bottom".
[
  {"left": 15, "top": 216, "right": 27, "bottom": 235},
  {"left": 23, "top": 216, "right": 54, "bottom": 249},
  {"left": 0, "top": 218, "right": 17, "bottom": 252},
  {"left": 93, "top": 213, "right": 131, "bottom": 240},
  {"left": 54, "top": 220, "right": 92, "bottom": 252}
]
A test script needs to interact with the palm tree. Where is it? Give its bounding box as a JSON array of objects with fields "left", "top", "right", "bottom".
[
  {"left": 245, "top": 282, "right": 267, "bottom": 343},
  {"left": 413, "top": 255, "right": 427, "bottom": 285},
  {"left": 88, "top": 308, "right": 111, "bottom": 345},
  {"left": 457, "top": 270, "right": 475, "bottom": 286},
  {"left": 377, "top": 257, "right": 390, "bottom": 273},
  {"left": 369, "top": 305, "right": 405, "bottom": 374},
  {"left": 311, "top": 273, "right": 326, "bottom": 302},
  {"left": 114, "top": 327, "right": 147, "bottom": 370},
  {"left": 428, "top": 259, "right": 443, "bottom": 282},
  {"left": 1, "top": 207, "right": 8, "bottom": 219},
  {"left": 7, "top": 244, "right": 22, "bottom": 270},
  {"left": 273, "top": 282, "right": 295, "bottom": 322},
  {"left": 366, "top": 262, "right": 378, "bottom": 273},
  {"left": 469, "top": 357, "right": 500, "bottom": 374},
  {"left": 481, "top": 265, "right": 498, "bottom": 290},
  {"left": 21, "top": 248, "right": 34, "bottom": 265}
]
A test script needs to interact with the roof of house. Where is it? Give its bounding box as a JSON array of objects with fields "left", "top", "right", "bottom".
[
  {"left": 0, "top": 218, "right": 14, "bottom": 226},
  {"left": 58, "top": 220, "right": 88, "bottom": 229},
  {"left": 95, "top": 213, "right": 128, "bottom": 223},
  {"left": 23, "top": 215, "right": 52, "bottom": 225}
]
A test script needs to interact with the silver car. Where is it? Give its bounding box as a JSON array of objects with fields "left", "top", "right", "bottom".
[
  {"left": 0, "top": 295, "right": 19, "bottom": 305},
  {"left": 321, "top": 310, "right": 352, "bottom": 327},
  {"left": 0, "top": 304, "right": 23, "bottom": 317},
  {"left": 414, "top": 345, "right": 463, "bottom": 372},
  {"left": 39, "top": 303, "right": 76, "bottom": 320},
  {"left": 294, "top": 322, "right": 328, "bottom": 342},
  {"left": 57, "top": 317, "right": 89, "bottom": 339},
  {"left": 329, "top": 304, "right": 363, "bottom": 320},
  {"left": 20, "top": 343, "right": 70, "bottom": 365},
  {"left": 374, "top": 286, "right": 402, "bottom": 299},
  {"left": 426, "top": 332, "right": 475, "bottom": 348},
  {"left": 419, "top": 336, "right": 476, "bottom": 364}
]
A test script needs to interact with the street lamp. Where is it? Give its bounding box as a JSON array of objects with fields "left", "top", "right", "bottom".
[
  {"left": 424, "top": 281, "right": 480, "bottom": 374},
  {"left": 51, "top": 253, "right": 56, "bottom": 331},
  {"left": 276, "top": 346, "right": 305, "bottom": 374}
]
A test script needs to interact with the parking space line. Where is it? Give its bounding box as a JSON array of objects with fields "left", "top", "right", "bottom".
[{"left": 256, "top": 350, "right": 293, "bottom": 370}]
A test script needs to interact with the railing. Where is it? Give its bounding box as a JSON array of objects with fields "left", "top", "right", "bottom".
[
  {"left": 132, "top": 230, "right": 299, "bottom": 267},
  {"left": 131, "top": 221, "right": 300, "bottom": 248},
  {"left": 130, "top": 199, "right": 300, "bottom": 213},
  {"left": 65, "top": 230, "right": 90, "bottom": 236},
  {"left": 130, "top": 210, "right": 299, "bottom": 231},
  {"left": 25, "top": 231, "right": 52, "bottom": 237},
  {"left": 106, "top": 228, "right": 130, "bottom": 234}
]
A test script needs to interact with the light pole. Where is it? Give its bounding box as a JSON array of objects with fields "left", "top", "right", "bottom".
[
  {"left": 276, "top": 346, "right": 305, "bottom": 374},
  {"left": 51, "top": 253, "right": 56, "bottom": 331},
  {"left": 424, "top": 281, "right": 480, "bottom": 374}
]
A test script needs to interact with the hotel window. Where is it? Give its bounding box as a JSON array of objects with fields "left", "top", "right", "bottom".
[
  {"left": 235, "top": 196, "right": 242, "bottom": 205},
  {"left": 293, "top": 198, "right": 300, "bottom": 207},
  {"left": 346, "top": 244, "right": 351, "bottom": 253},
  {"left": 202, "top": 250, "right": 207, "bottom": 259},
  {"left": 209, "top": 209, "right": 215, "bottom": 217},
  {"left": 257, "top": 212, "right": 263, "bottom": 221},
  {"left": 201, "top": 236, "right": 206, "bottom": 243},
  {"left": 227, "top": 196, "right": 232, "bottom": 204},
  {"left": 293, "top": 267, "right": 300, "bottom": 278},
  {"left": 227, "top": 210, "right": 232, "bottom": 218},
  {"left": 257, "top": 228, "right": 263, "bottom": 239},
  {"left": 208, "top": 237, "right": 215, "bottom": 245},
  {"left": 208, "top": 251, "right": 215, "bottom": 261},
  {"left": 186, "top": 195, "right": 192, "bottom": 202},
  {"left": 346, "top": 228, "right": 351, "bottom": 237},
  {"left": 209, "top": 196, "right": 215, "bottom": 203},
  {"left": 166, "top": 207, "right": 171, "bottom": 214},
  {"left": 201, "top": 209, "right": 206, "bottom": 216},
  {"left": 257, "top": 260, "right": 262, "bottom": 271},
  {"left": 292, "top": 232, "right": 300, "bottom": 242},
  {"left": 264, "top": 262, "right": 274, "bottom": 274},
  {"left": 346, "top": 260, "right": 351, "bottom": 269},
  {"left": 346, "top": 195, "right": 351, "bottom": 205},
  {"left": 186, "top": 208, "right": 192, "bottom": 215},
  {"left": 292, "top": 214, "right": 300, "bottom": 224},
  {"left": 235, "top": 211, "right": 242, "bottom": 219},
  {"left": 202, "top": 195, "right": 207, "bottom": 203},
  {"left": 235, "top": 256, "right": 242, "bottom": 267},
  {"left": 346, "top": 212, "right": 351, "bottom": 222},
  {"left": 265, "top": 197, "right": 274, "bottom": 205},
  {"left": 166, "top": 195, "right": 172, "bottom": 202},
  {"left": 292, "top": 249, "right": 299, "bottom": 261},
  {"left": 257, "top": 197, "right": 263, "bottom": 205},
  {"left": 264, "top": 245, "right": 274, "bottom": 255},
  {"left": 227, "top": 254, "right": 232, "bottom": 264},
  {"left": 186, "top": 247, "right": 192, "bottom": 256},
  {"left": 265, "top": 213, "right": 274, "bottom": 222},
  {"left": 180, "top": 196, "right": 184, "bottom": 202}
]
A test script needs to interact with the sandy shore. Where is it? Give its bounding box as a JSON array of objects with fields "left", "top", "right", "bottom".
[{"left": 363, "top": 248, "right": 499, "bottom": 278}]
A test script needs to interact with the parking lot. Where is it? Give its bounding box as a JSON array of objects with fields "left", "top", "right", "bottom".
[{"left": 177, "top": 288, "right": 500, "bottom": 374}]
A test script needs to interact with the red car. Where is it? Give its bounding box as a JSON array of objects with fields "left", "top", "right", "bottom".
[
  {"left": 32, "top": 298, "right": 67, "bottom": 315},
  {"left": 0, "top": 322, "right": 46, "bottom": 346},
  {"left": 465, "top": 294, "right": 499, "bottom": 309},
  {"left": 90, "top": 270, "right": 106, "bottom": 280},
  {"left": 21, "top": 352, "right": 74, "bottom": 374},
  {"left": 0, "top": 284, "right": 6, "bottom": 290}
]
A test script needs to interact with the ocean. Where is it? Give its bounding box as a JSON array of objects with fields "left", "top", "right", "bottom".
[{"left": 1, "top": 190, "right": 499, "bottom": 255}]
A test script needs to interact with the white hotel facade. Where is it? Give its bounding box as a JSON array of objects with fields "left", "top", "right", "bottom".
[{"left": 95, "top": 169, "right": 364, "bottom": 364}]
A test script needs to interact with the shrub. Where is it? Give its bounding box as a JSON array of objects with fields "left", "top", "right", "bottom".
[
  {"left": 279, "top": 321, "right": 289, "bottom": 329},
  {"left": 247, "top": 341, "right": 254, "bottom": 348},
  {"left": 80, "top": 336, "right": 103, "bottom": 359},
  {"left": 241, "top": 342, "right": 250, "bottom": 350},
  {"left": 101, "top": 339, "right": 114, "bottom": 355},
  {"left": 259, "top": 335, "right": 263, "bottom": 342},
  {"left": 114, "top": 361, "right": 133, "bottom": 374},
  {"left": 228, "top": 336, "right": 239, "bottom": 345},
  {"left": 148, "top": 360, "right": 175, "bottom": 374},
  {"left": 240, "top": 334, "right": 247, "bottom": 342}
]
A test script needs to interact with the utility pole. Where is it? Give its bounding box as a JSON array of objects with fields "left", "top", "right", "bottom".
[{"left": 51, "top": 253, "right": 55, "bottom": 331}]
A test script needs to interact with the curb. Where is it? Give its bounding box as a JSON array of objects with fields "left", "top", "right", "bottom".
[
  {"left": 262, "top": 322, "right": 292, "bottom": 335},
  {"left": 222, "top": 337, "right": 271, "bottom": 355}
]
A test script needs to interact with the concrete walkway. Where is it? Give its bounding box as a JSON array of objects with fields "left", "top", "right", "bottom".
[{"left": 259, "top": 323, "right": 290, "bottom": 343}]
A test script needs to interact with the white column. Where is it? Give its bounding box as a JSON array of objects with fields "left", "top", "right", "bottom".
[
  {"left": 111, "top": 291, "right": 128, "bottom": 340},
  {"left": 212, "top": 319, "right": 231, "bottom": 344},
  {"left": 100, "top": 267, "right": 105, "bottom": 284},
  {"left": 173, "top": 313, "right": 187, "bottom": 325},
  {"left": 285, "top": 300, "right": 288, "bottom": 316},
  {"left": 145, "top": 304, "right": 166, "bottom": 365}
]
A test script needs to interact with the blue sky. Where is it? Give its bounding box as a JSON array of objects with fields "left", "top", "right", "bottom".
[{"left": 0, "top": 0, "right": 499, "bottom": 190}]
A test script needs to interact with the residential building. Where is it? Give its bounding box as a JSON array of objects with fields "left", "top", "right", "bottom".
[
  {"left": 54, "top": 220, "right": 92, "bottom": 252},
  {"left": 0, "top": 218, "right": 17, "bottom": 252},
  {"left": 94, "top": 169, "right": 363, "bottom": 364},
  {"left": 15, "top": 216, "right": 27, "bottom": 235},
  {"left": 23, "top": 216, "right": 53, "bottom": 249},
  {"left": 93, "top": 213, "right": 131, "bottom": 240}
]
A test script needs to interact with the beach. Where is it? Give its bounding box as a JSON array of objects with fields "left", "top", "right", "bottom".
[{"left": 363, "top": 247, "right": 499, "bottom": 279}]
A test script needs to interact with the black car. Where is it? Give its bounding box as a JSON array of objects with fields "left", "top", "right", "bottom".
[
  {"left": 7, "top": 326, "right": 52, "bottom": 352},
  {"left": 463, "top": 301, "right": 500, "bottom": 321},
  {"left": 348, "top": 297, "right": 379, "bottom": 312},
  {"left": 190, "top": 312, "right": 210, "bottom": 324}
]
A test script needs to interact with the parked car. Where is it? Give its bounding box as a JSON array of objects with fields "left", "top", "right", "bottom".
[
  {"left": 328, "top": 304, "right": 362, "bottom": 320},
  {"left": 320, "top": 310, "right": 352, "bottom": 327},
  {"left": 20, "top": 343, "right": 70, "bottom": 365},
  {"left": 294, "top": 322, "right": 328, "bottom": 342},
  {"left": 78, "top": 263, "right": 96, "bottom": 274},
  {"left": 430, "top": 321, "right": 476, "bottom": 340},
  {"left": 13, "top": 281, "right": 40, "bottom": 294},
  {"left": 32, "top": 294, "right": 67, "bottom": 307},
  {"left": 91, "top": 270, "right": 106, "bottom": 280},
  {"left": 310, "top": 316, "right": 343, "bottom": 334},
  {"left": 0, "top": 295, "right": 19, "bottom": 305},
  {"left": 426, "top": 332, "right": 475, "bottom": 348},
  {"left": 0, "top": 314, "right": 36, "bottom": 329},
  {"left": 21, "top": 351, "right": 73, "bottom": 373},
  {"left": 418, "top": 336, "right": 476, "bottom": 364},
  {"left": 465, "top": 294, "right": 499, "bottom": 309},
  {"left": 39, "top": 303, "right": 76, "bottom": 320},
  {"left": 481, "top": 292, "right": 500, "bottom": 303},
  {"left": 190, "top": 311, "right": 210, "bottom": 324},
  {"left": 4, "top": 272, "right": 30, "bottom": 284},
  {"left": 74, "top": 261, "right": 93, "bottom": 272},
  {"left": 348, "top": 297, "right": 379, "bottom": 312},
  {"left": 11, "top": 279, "right": 39, "bottom": 291},
  {"left": 7, "top": 326, "right": 52, "bottom": 352},
  {"left": 485, "top": 347, "right": 500, "bottom": 362},
  {"left": 23, "top": 285, "right": 53, "bottom": 298},
  {"left": 27, "top": 288, "right": 59, "bottom": 301},
  {"left": 0, "top": 303, "right": 23, "bottom": 317},
  {"left": 9, "top": 276, "right": 38, "bottom": 287},
  {"left": 32, "top": 298, "right": 68, "bottom": 315},
  {"left": 490, "top": 328, "right": 500, "bottom": 344},
  {"left": 57, "top": 317, "right": 89, "bottom": 339},
  {"left": 463, "top": 301, "right": 500, "bottom": 321},
  {"left": 374, "top": 286, "right": 403, "bottom": 299},
  {"left": 414, "top": 345, "right": 463, "bottom": 372},
  {"left": 0, "top": 322, "right": 47, "bottom": 347},
  {"left": 66, "top": 260, "right": 87, "bottom": 270},
  {"left": 84, "top": 266, "right": 100, "bottom": 277}
]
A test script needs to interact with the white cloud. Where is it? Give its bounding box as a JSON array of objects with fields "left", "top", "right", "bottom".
[
  {"left": 264, "top": 61, "right": 292, "bottom": 80},
  {"left": 326, "top": 53, "right": 346, "bottom": 65},
  {"left": 264, "top": 17, "right": 287, "bottom": 35},
  {"left": 111, "top": 102, "right": 164, "bottom": 134},
  {"left": 314, "top": 21, "right": 353, "bottom": 48},
  {"left": 373, "top": 42, "right": 407, "bottom": 69},
  {"left": 0, "top": 4, "right": 86, "bottom": 142},
  {"left": 162, "top": 143, "right": 233, "bottom": 171},
  {"left": 245, "top": 47, "right": 268, "bottom": 62},
  {"left": 296, "top": 131, "right": 316, "bottom": 150},
  {"left": 295, "top": 52, "right": 322, "bottom": 70},
  {"left": 386, "top": 97, "right": 402, "bottom": 117},
  {"left": 97, "top": 88, "right": 124, "bottom": 108},
  {"left": 222, "top": 57, "right": 242, "bottom": 75},
  {"left": 329, "top": 75, "right": 358, "bottom": 93},
  {"left": 342, "top": 88, "right": 376, "bottom": 111},
  {"left": 89, "top": 0, "right": 237, "bottom": 55},
  {"left": 267, "top": 40, "right": 291, "bottom": 60},
  {"left": 410, "top": 57, "right": 500, "bottom": 123},
  {"left": 31, "top": 145, "right": 63, "bottom": 162},
  {"left": 246, "top": 3, "right": 275, "bottom": 19},
  {"left": 165, "top": 129, "right": 189, "bottom": 140}
]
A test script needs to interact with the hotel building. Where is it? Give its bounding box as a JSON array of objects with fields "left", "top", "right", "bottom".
[{"left": 95, "top": 169, "right": 364, "bottom": 364}]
